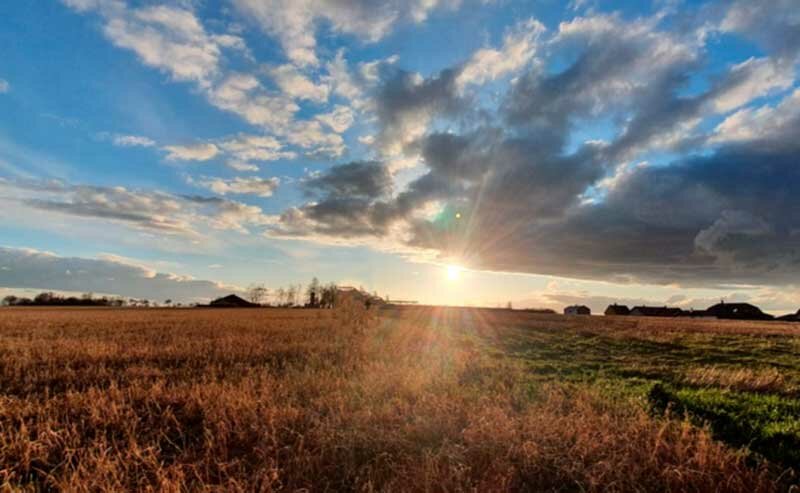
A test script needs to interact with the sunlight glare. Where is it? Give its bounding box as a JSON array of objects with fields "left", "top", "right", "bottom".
[{"left": 446, "top": 264, "right": 462, "bottom": 281}]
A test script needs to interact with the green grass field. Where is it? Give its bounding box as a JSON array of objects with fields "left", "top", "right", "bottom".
[{"left": 448, "top": 308, "right": 800, "bottom": 470}]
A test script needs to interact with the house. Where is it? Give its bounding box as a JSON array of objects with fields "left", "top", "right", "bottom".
[
  {"left": 630, "top": 306, "right": 684, "bottom": 317},
  {"left": 604, "top": 304, "right": 630, "bottom": 316},
  {"left": 705, "top": 302, "right": 773, "bottom": 321},
  {"left": 208, "top": 294, "right": 258, "bottom": 308},
  {"left": 682, "top": 309, "right": 712, "bottom": 318},
  {"left": 777, "top": 310, "right": 800, "bottom": 322},
  {"left": 564, "top": 305, "right": 591, "bottom": 315}
]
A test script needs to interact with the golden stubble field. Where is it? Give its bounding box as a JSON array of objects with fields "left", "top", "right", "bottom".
[{"left": 1, "top": 306, "right": 796, "bottom": 492}]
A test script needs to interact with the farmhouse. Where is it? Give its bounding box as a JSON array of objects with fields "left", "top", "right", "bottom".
[
  {"left": 705, "top": 302, "right": 773, "bottom": 321},
  {"left": 564, "top": 305, "right": 591, "bottom": 315},
  {"left": 604, "top": 304, "right": 630, "bottom": 316},
  {"left": 630, "top": 306, "right": 684, "bottom": 317},
  {"left": 208, "top": 294, "right": 258, "bottom": 308}
]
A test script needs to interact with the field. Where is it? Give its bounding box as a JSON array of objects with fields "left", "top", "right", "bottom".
[{"left": 1, "top": 306, "right": 799, "bottom": 491}]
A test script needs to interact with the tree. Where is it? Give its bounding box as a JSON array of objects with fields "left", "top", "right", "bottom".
[
  {"left": 276, "top": 288, "right": 287, "bottom": 307},
  {"left": 164, "top": 299, "right": 173, "bottom": 307},
  {"left": 306, "top": 277, "right": 320, "bottom": 307},
  {"left": 287, "top": 285, "right": 298, "bottom": 307},
  {"left": 507, "top": 301, "right": 513, "bottom": 310},
  {"left": 2, "top": 295, "right": 18, "bottom": 306},
  {"left": 35, "top": 292, "right": 55, "bottom": 304},
  {"left": 247, "top": 284, "right": 268, "bottom": 305},
  {"left": 322, "top": 283, "right": 336, "bottom": 309}
]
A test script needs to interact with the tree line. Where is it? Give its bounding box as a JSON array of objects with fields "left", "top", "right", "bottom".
[
  {"left": 2, "top": 278, "right": 382, "bottom": 309},
  {"left": 2, "top": 292, "right": 141, "bottom": 307},
  {"left": 245, "top": 277, "right": 355, "bottom": 308}
]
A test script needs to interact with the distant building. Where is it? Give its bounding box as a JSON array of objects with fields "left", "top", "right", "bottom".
[
  {"left": 682, "top": 309, "right": 712, "bottom": 318},
  {"left": 335, "top": 286, "right": 384, "bottom": 309},
  {"left": 604, "top": 304, "right": 630, "bottom": 316},
  {"left": 705, "top": 302, "right": 773, "bottom": 320},
  {"left": 564, "top": 305, "right": 591, "bottom": 315},
  {"left": 208, "top": 294, "right": 258, "bottom": 308},
  {"left": 777, "top": 310, "right": 800, "bottom": 322},
  {"left": 630, "top": 306, "right": 684, "bottom": 317}
]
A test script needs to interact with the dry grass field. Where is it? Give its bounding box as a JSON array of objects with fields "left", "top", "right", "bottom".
[{"left": 1, "top": 305, "right": 798, "bottom": 491}]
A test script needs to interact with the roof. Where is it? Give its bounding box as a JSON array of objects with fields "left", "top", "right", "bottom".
[
  {"left": 605, "top": 304, "right": 630, "bottom": 315},
  {"left": 564, "top": 305, "right": 591, "bottom": 314},
  {"left": 209, "top": 294, "right": 257, "bottom": 307},
  {"left": 706, "top": 302, "right": 772, "bottom": 320},
  {"left": 630, "top": 306, "right": 684, "bottom": 317}
]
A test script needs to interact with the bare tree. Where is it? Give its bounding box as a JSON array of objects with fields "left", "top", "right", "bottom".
[
  {"left": 276, "top": 287, "right": 287, "bottom": 307},
  {"left": 306, "top": 277, "right": 320, "bottom": 307},
  {"left": 247, "top": 284, "right": 269, "bottom": 305},
  {"left": 287, "top": 285, "right": 300, "bottom": 307}
]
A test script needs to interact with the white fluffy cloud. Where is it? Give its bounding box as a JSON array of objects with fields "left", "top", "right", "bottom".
[
  {"left": 710, "top": 57, "right": 795, "bottom": 113},
  {"left": 457, "top": 18, "right": 545, "bottom": 90},
  {"left": 195, "top": 176, "right": 280, "bottom": 197},
  {"left": 268, "top": 64, "right": 330, "bottom": 102},
  {"left": 712, "top": 88, "right": 800, "bottom": 144},
  {"left": 232, "top": 0, "right": 461, "bottom": 67},
  {"left": 0, "top": 79, "right": 9, "bottom": 93},
  {"left": 162, "top": 143, "right": 220, "bottom": 161},
  {"left": 315, "top": 105, "right": 355, "bottom": 133}
]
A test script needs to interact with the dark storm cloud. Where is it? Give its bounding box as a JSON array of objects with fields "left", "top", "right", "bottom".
[
  {"left": 451, "top": 144, "right": 800, "bottom": 285},
  {"left": 270, "top": 6, "right": 800, "bottom": 287},
  {"left": 303, "top": 160, "right": 392, "bottom": 199}
]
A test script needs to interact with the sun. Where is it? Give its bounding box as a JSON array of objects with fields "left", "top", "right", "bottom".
[{"left": 446, "top": 264, "right": 462, "bottom": 281}]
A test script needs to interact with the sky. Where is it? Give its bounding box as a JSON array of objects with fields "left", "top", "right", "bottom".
[{"left": 1, "top": 0, "right": 799, "bottom": 313}]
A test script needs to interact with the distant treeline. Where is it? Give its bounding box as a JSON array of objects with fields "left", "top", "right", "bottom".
[{"left": 2, "top": 292, "right": 156, "bottom": 307}]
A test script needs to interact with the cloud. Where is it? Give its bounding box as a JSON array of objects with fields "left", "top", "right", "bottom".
[
  {"left": 315, "top": 105, "right": 355, "bottom": 133},
  {"left": 62, "top": 1, "right": 344, "bottom": 159},
  {"left": 0, "top": 79, "right": 9, "bottom": 93},
  {"left": 272, "top": 161, "right": 394, "bottom": 238},
  {"left": 711, "top": 88, "right": 800, "bottom": 146},
  {"left": 265, "top": 7, "right": 800, "bottom": 288},
  {"left": 719, "top": 0, "right": 800, "bottom": 61},
  {"left": 0, "top": 246, "right": 241, "bottom": 302},
  {"left": 163, "top": 143, "right": 220, "bottom": 161},
  {"left": 456, "top": 18, "right": 545, "bottom": 90},
  {"left": 268, "top": 64, "right": 329, "bottom": 102},
  {"left": 112, "top": 134, "right": 156, "bottom": 147},
  {"left": 709, "top": 57, "right": 794, "bottom": 113},
  {"left": 374, "top": 67, "right": 466, "bottom": 157},
  {"left": 219, "top": 134, "right": 297, "bottom": 165},
  {"left": 194, "top": 176, "right": 280, "bottom": 197},
  {"left": 89, "top": 2, "right": 243, "bottom": 88},
  {"left": 232, "top": 0, "right": 462, "bottom": 67},
  {"left": 0, "top": 179, "right": 276, "bottom": 236}
]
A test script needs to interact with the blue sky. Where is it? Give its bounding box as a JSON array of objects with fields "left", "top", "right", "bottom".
[{"left": 1, "top": 0, "right": 799, "bottom": 313}]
